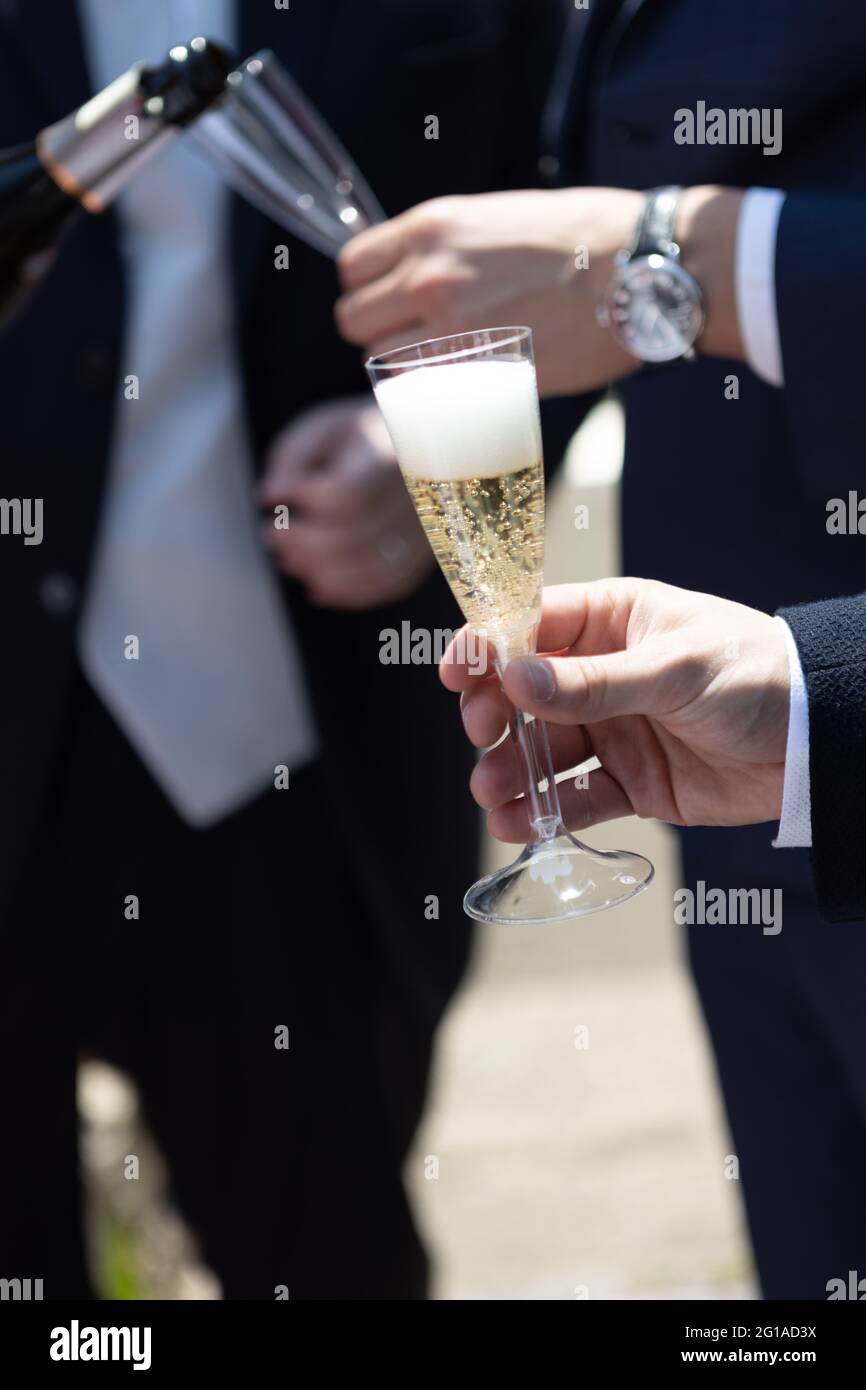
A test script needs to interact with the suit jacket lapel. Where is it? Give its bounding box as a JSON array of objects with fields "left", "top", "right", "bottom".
[
  {"left": 593, "top": 0, "right": 656, "bottom": 80},
  {"left": 552, "top": 0, "right": 667, "bottom": 169}
]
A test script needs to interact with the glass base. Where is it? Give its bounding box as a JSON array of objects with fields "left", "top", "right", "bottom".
[{"left": 463, "top": 831, "right": 654, "bottom": 925}]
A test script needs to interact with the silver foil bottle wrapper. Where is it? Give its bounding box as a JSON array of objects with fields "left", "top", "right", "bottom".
[{"left": 37, "top": 68, "right": 178, "bottom": 212}]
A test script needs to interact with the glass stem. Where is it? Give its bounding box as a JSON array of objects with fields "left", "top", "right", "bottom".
[{"left": 495, "top": 648, "right": 564, "bottom": 845}]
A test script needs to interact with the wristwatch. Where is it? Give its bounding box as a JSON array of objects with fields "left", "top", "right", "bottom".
[{"left": 596, "top": 186, "right": 704, "bottom": 363}]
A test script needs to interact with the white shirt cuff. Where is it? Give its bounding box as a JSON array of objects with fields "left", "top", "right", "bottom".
[
  {"left": 773, "top": 616, "right": 812, "bottom": 848},
  {"left": 735, "top": 188, "right": 786, "bottom": 387}
]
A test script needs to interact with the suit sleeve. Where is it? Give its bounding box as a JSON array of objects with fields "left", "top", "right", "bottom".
[
  {"left": 775, "top": 195, "right": 866, "bottom": 493},
  {"left": 776, "top": 591, "right": 866, "bottom": 922}
]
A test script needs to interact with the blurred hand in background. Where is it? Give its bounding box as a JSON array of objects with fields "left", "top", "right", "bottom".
[{"left": 259, "top": 396, "right": 434, "bottom": 609}]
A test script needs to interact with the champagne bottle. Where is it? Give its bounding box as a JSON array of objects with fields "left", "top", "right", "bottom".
[{"left": 0, "top": 35, "right": 235, "bottom": 325}]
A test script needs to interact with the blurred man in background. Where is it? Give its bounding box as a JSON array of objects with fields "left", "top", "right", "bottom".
[
  {"left": 338, "top": 1, "right": 866, "bottom": 1297},
  {"left": 0, "top": 0, "right": 569, "bottom": 1299}
]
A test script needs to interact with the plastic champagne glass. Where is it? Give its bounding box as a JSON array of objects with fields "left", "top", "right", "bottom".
[{"left": 367, "top": 327, "right": 654, "bottom": 924}]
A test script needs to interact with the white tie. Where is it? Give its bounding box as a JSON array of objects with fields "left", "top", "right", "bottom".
[{"left": 77, "top": 0, "right": 318, "bottom": 825}]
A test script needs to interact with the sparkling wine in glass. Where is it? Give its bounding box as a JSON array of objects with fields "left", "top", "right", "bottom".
[{"left": 367, "top": 327, "right": 653, "bottom": 925}]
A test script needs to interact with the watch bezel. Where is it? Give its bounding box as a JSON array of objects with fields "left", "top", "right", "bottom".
[{"left": 599, "top": 253, "right": 705, "bottom": 364}]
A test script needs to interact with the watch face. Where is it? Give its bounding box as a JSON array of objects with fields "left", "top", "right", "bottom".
[{"left": 606, "top": 254, "right": 704, "bottom": 363}]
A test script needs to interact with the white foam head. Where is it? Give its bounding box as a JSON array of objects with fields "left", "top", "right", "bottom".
[{"left": 373, "top": 358, "right": 542, "bottom": 481}]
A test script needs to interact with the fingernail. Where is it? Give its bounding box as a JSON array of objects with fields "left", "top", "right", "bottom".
[{"left": 514, "top": 658, "right": 556, "bottom": 702}]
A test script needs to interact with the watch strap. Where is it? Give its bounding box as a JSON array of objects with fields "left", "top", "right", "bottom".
[{"left": 632, "top": 185, "right": 682, "bottom": 258}]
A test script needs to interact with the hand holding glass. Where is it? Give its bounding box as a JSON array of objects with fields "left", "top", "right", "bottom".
[{"left": 367, "top": 328, "right": 653, "bottom": 924}]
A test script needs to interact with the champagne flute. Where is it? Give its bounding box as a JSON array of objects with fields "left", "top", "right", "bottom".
[
  {"left": 367, "top": 327, "right": 654, "bottom": 925},
  {"left": 188, "top": 49, "right": 384, "bottom": 259}
]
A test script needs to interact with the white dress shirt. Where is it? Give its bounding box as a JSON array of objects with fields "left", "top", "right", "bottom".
[
  {"left": 773, "top": 618, "right": 812, "bottom": 848},
  {"left": 736, "top": 186, "right": 786, "bottom": 387},
  {"left": 76, "top": 0, "right": 317, "bottom": 826},
  {"left": 733, "top": 189, "right": 813, "bottom": 845}
]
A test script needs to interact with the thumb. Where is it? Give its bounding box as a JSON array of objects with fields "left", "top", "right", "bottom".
[{"left": 502, "top": 647, "right": 671, "bottom": 726}]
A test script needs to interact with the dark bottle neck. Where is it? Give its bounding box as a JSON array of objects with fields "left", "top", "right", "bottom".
[
  {"left": 0, "top": 37, "right": 235, "bottom": 328},
  {"left": 0, "top": 143, "right": 75, "bottom": 249},
  {"left": 36, "top": 36, "right": 236, "bottom": 212}
]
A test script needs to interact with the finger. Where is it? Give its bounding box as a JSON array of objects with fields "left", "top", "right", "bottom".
[
  {"left": 263, "top": 518, "right": 371, "bottom": 569},
  {"left": 458, "top": 675, "right": 508, "bottom": 748},
  {"left": 292, "top": 548, "right": 404, "bottom": 601},
  {"left": 283, "top": 441, "right": 400, "bottom": 519},
  {"left": 470, "top": 723, "right": 593, "bottom": 809},
  {"left": 444, "top": 578, "right": 647, "bottom": 700},
  {"left": 335, "top": 264, "right": 419, "bottom": 348},
  {"left": 364, "top": 324, "right": 427, "bottom": 360},
  {"left": 502, "top": 646, "right": 671, "bottom": 727},
  {"left": 532, "top": 578, "right": 641, "bottom": 656},
  {"left": 265, "top": 502, "right": 425, "bottom": 573},
  {"left": 265, "top": 499, "right": 410, "bottom": 558},
  {"left": 439, "top": 580, "right": 644, "bottom": 695},
  {"left": 440, "top": 626, "right": 495, "bottom": 692},
  {"left": 337, "top": 215, "right": 409, "bottom": 291},
  {"left": 302, "top": 553, "right": 425, "bottom": 609},
  {"left": 305, "top": 577, "right": 399, "bottom": 611},
  {"left": 259, "top": 407, "right": 354, "bottom": 505},
  {"left": 485, "top": 767, "right": 634, "bottom": 844}
]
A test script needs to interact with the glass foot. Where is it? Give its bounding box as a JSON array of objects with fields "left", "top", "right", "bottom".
[{"left": 463, "top": 831, "right": 654, "bottom": 925}]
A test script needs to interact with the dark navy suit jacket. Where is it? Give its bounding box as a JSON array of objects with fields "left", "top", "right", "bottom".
[
  {"left": 552, "top": 0, "right": 866, "bottom": 906},
  {"left": 0, "top": 0, "right": 567, "bottom": 1026},
  {"left": 780, "top": 593, "right": 866, "bottom": 922}
]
